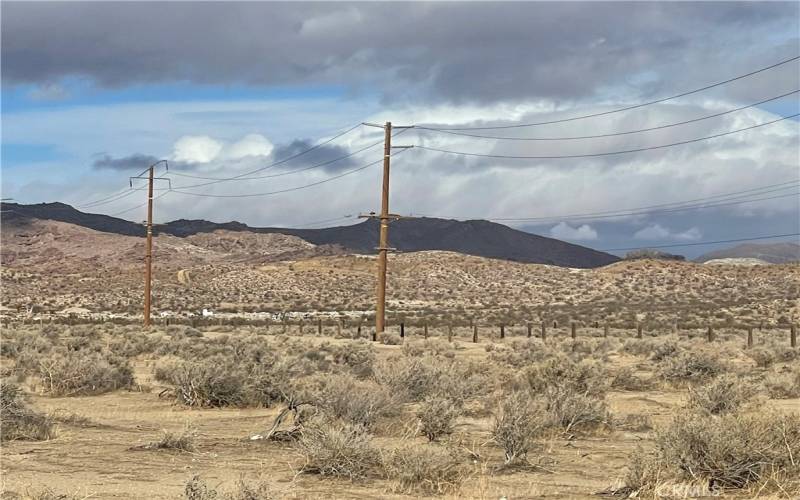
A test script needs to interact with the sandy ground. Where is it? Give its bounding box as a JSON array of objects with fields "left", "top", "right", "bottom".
[{"left": 1, "top": 335, "right": 798, "bottom": 499}]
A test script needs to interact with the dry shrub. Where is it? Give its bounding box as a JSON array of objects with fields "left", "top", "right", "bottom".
[
  {"left": 686, "top": 374, "right": 758, "bottom": 415},
  {"left": 627, "top": 411, "right": 800, "bottom": 492},
  {"left": 0, "top": 382, "right": 56, "bottom": 441},
  {"left": 763, "top": 366, "right": 800, "bottom": 399},
  {"left": 184, "top": 476, "right": 275, "bottom": 500},
  {"left": 140, "top": 427, "right": 196, "bottom": 452},
  {"left": 329, "top": 340, "right": 375, "bottom": 378},
  {"left": 491, "top": 391, "right": 548, "bottom": 465},
  {"left": 545, "top": 388, "right": 610, "bottom": 432},
  {"left": 158, "top": 355, "right": 289, "bottom": 408},
  {"left": 382, "top": 445, "right": 467, "bottom": 495},
  {"left": 525, "top": 355, "right": 610, "bottom": 432},
  {"left": 658, "top": 349, "right": 726, "bottom": 383},
  {"left": 379, "top": 332, "right": 403, "bottom": 345},
  {"left": 36, "top": 349, "right": 134, "bottom": 396},
  {"left": 402, "top": 338, "right": 454, "bottom": 358},
  {"left": 314, "top": 374, "right": 393, "bottom": 429},
  {"left": 417, "top": 396, "right": 462, "bottom": 442},
  {"left": 610, "top": 366, "right": 653, "bottom": 391},
  {"left": 525, "top": 355, "right": 608, "bottom": 397},
  {"left": 373, "top": 356, "right": 486, "bottom": 404},
  {"left": 488, "top": 339, "right": 555, "bottom": 368},
  {"left": 299, "top": 421, "right": 379, "bottom": 479},
  {"left": 746, "top": 346, "right": 776, "bottom": 368}
]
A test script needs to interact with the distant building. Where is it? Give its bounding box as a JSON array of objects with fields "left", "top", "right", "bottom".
[{"left": 202, "top": 308, "right": 214, "bottom": 317}]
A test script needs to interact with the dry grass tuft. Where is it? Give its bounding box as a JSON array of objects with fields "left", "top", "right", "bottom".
[
  {"left": 491, "top": 391, "right": 547, "bottom": 465},
  {"left": 299, "top": 420, "right": 379, "bottom": 480},
  {"left": 686, "top": 374, "right": 759, "bottom": 415},
  {"left": 625, "top": 411, "right": 800, "bottom": 494},
  {"left": 382, "top": 444, "right": 467, "bottom": 495},
  {"left": 0, "top": 382, "right": 56, "bottom": 442},
  {"left": 417, "top": 396, "right": 462, "bottom": 442}
]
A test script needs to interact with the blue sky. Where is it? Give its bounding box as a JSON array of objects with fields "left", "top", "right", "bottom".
[{"left": 2, "top": 2, "right": 798, "bottom": 258}]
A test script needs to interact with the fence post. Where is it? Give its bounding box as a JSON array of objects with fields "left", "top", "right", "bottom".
[
  {"left": 424, "top": 323, "right": 429, "bottom": 339},
  {"left": 746, "top": 326, "right": 753, "bottom": 349},
  {"left": 637, "top": 324, "right": 643, "bottom": 339},
  {"left": 571, "top": 322, "right": 577, "bottom": 340},
  {"left": 791, "top": 325, "right": 797, "bottom": 348},
  {"left": 527, "top": 323, "right": 532, "bottom": 338},
  {"left": 553, "top": 320, "right": 558, "bottom": 328},
  {"left": 472, "top": 324, "right": 478, "bottom": 343},
  {"left": 400, "top": 322, "right": 405, "bottom": 338},
  {"left": 541, "top": 322, "right": 547, "bottom": 342},
  {"left": 707, "top": 326, "right": 714, "bottom": 342},
  {"left": 447, "top": 324, "right": 453, "bottom": 342},
  {"left": 298, "top": 320, "right": 304, "bottom": 335},
  {"left": 603, "top": 324, "right": 609, "bottom": 338},
  {"left": 357, "top": 322, "right": 362, "bottom": 339},
  {"left": 337, "top": 320, "right": 342, "bottom": 337},
  {"left": 318, "top": 319, "right": 323, "bottom": 335},
  {"left": 500, "top": 324, "right": 505, "bottom": 339}
]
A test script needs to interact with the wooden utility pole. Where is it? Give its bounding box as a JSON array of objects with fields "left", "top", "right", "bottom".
[
  {"left": 359, "top": 121, "right": 412, "bottom": 341},
  {"left": 130, "top": 160, "right": 170, "bottom": 328},
  {"left": 143, "top": 165, "right": 154, "bottom": 327}
]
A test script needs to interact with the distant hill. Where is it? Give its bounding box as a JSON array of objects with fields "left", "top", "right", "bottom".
[
  {"left": 695, "top": 242, "right": 800, "bottom": 264},
  {"left": 1, "top": 202, "right": 619, "bottom": 268}
]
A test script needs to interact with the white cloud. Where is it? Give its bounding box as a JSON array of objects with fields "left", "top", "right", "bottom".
[
  {"left": 550, "top": 222, "right": 598, "bottom": 241},
  {"left": 634, "top": 224, "right": 702, "bottom": 240},
  {"left": 172, "top": 135, "right": 223, "bottom": 163},
  {"left": 225, "top": 134, "right": 274, "bottom": 160}
]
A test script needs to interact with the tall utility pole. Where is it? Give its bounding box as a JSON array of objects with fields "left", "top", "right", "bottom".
[
  {"left": 130, "top": 161, "right": 170, "bottom": 328},
  {"left": 360, "top": 122, "right": 412, "bottom": 340},
  {"left": 375, "top": 121, "right": 393, "bottom": 337},
  {"left": 143, "top": 165, "right": 155, "bottom": 327}
]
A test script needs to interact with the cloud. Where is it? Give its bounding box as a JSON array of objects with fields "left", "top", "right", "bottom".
[
  {"left": 550, "top": 222, "right": 598, "bottom": 241},
  {"left": 26, "top": 82, "right": 70, "bottom": 101},
  {"left": 2, "top": 2, "right": 796, "bottom": 103},
  {"left": 226, "top": 134, "right": 274, "bottom": 160},
  {"left": 172, "top": 136, "right": 224, "bottom": 163},
  {"left": 92, "top": 153, "right": 159, "bottom": 171},
  {"left": 634, "top": 224, "right": 703, "bottom": 240}
]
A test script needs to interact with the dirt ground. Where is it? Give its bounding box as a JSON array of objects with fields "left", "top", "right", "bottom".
[{"left": 1, "top": 330, "right": 798, "bottom": 499}]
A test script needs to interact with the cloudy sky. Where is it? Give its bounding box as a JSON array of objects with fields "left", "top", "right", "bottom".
[{"left": 2, "top": 1, "right": 799, "bottom": 257}]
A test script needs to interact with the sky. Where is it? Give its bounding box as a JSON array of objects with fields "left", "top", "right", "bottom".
[{"left": 2, "top": 1, "right": 799, "bottom": 258}]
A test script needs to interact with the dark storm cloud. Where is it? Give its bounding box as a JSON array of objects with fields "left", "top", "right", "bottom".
[
  {"left": 2, "top": 2, "right": 797, "bottom": 104},
  {"left": 271, "top": 140, "right": 359, "bottom": 173},
  {"left": 92, "top": 153, "right": 160, "bottom": 171}
]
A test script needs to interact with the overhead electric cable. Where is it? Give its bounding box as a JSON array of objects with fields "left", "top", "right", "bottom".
[
  {"left": 169, "top": 149, "right": 409, "bottom": 199},
  {"left": 416, "top": 113, "right": 799, "bottom": 159},
  {"left": 107, "top": 191, "right": 170, "bottom": 217},
  {"left": 415, "top": 180, "right": 800, "bottom": 222},
  {"left": 422, "top": 55, "right": 800, "bottom": 131},
  {"left": 416, "top": 90, "right": 800, "bottom": 140},
  {"left": 600, "top": 233, "right": 800, "bottom": 252},
  {"left": 166, "top": 122, "right": 364, "bottom": 187},
  {"left": 170, "top": 138, "right": 384, "bottom": 189}
]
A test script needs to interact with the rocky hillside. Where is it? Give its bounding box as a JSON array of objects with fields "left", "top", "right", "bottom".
[
  {"left": 2, "top": 202, "right": 618, "bottom": 268},
  {"left": 695, "top": 242, "right": 800, "bottom": 264}
]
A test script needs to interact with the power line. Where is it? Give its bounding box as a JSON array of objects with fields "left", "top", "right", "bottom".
[
  {"left": 108, "top": 191, "right": 169, "bottom": 217},
  {"left": 166, "top": 122, "right": 364, "bottom": 188},
  {"left": 423, "top": 55, "right": 800, "bottom": 131},
  {"left": 413, "top": 180, "right": 800, "bottom": 223},
  {"left": 169, "top": 138, "right": 383, "bottom": 189},
  {"left": 169, "top": 149, "right": 409, "bottom": 199},
  {"left": 415, "top": 90, "right": 799, "bottom": 140},
  {"left": 416, "top": 113, "right": 799, "bottom": 159},
  {"left": 600, "top": 232, "right": 800, "bottom": 252}
]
